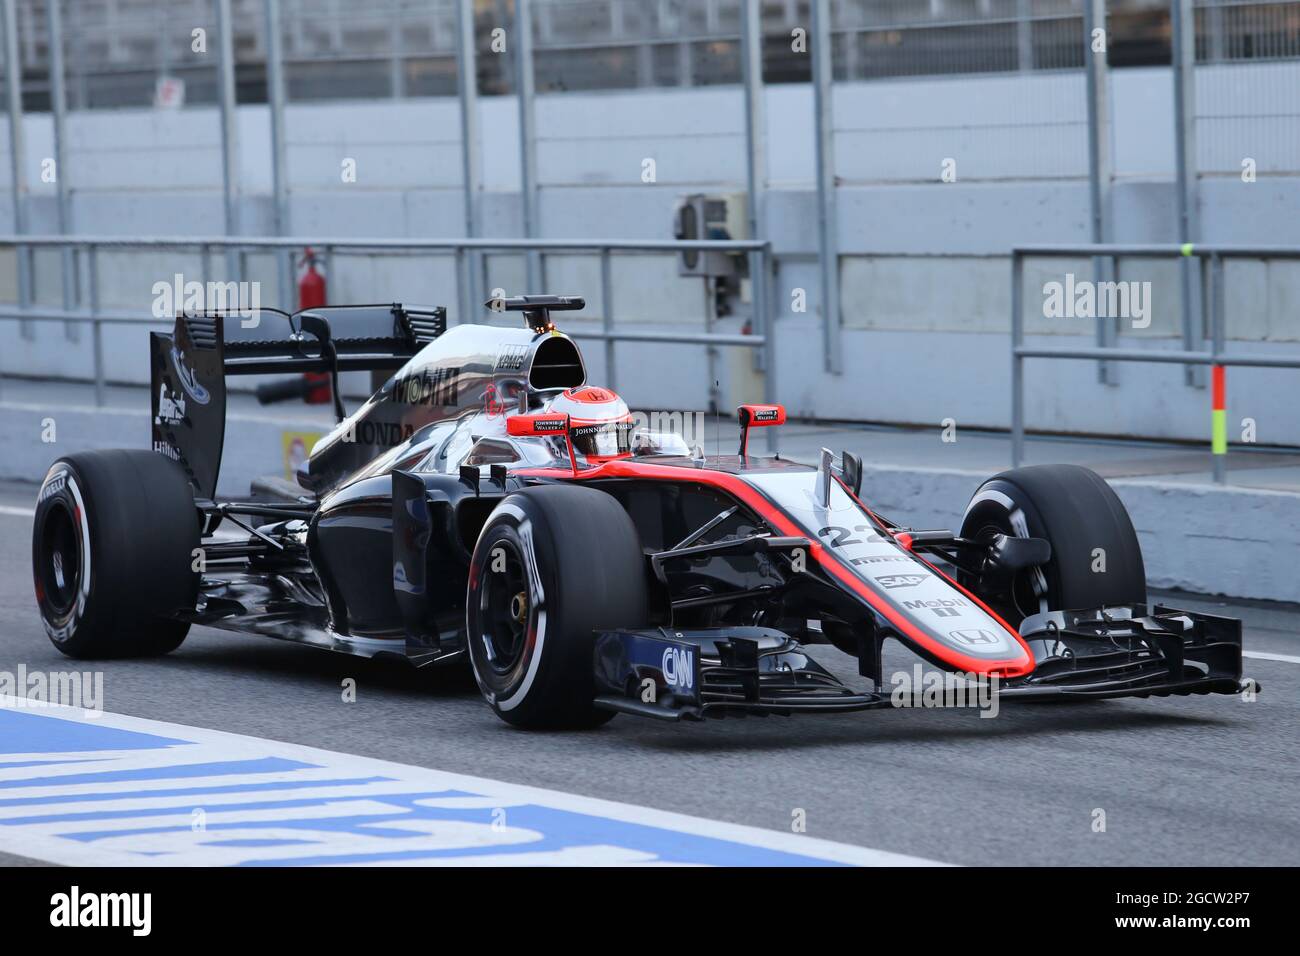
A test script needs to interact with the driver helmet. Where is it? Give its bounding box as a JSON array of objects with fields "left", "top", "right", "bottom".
[{"left": 545, "top": 385, "right": 635, "bottom": 461}]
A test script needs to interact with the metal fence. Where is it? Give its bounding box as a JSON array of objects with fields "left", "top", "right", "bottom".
[
  {"left": 2, "top": 0, "right": 1298, "bottom": 403},
  {"left": 1010, "top": 242, "right": 1300, "bottom": 483},
  {"left": 0, "top": 233, "right": 778, "bottom": 446}
]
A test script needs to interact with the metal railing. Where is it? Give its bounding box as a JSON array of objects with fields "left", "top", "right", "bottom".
[
  {"left": 1010, "top": 242, "right": 1300, "bottom": 483},
  {"left": 0, "top": 233, "right": 777, "bottom": 447}
]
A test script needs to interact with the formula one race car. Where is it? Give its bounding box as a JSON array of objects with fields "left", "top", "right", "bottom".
[{"left": 31, "top": 295, "right": 1250, "bottom": 728}]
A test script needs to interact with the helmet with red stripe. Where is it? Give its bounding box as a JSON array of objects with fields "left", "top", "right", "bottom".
[{"left": 544, "top": 386, "right": 635, "bottom": 461}]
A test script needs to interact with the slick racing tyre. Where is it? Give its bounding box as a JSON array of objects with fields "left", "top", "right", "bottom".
[
  {"left": 959, "top": 463, "right": 1146, "bottom": 626},
  {"left": 33, "top": 450, "right": 200, "bottom": 659},
  {"left": 467, "top": 484, "right": 649, "bottom": 729}
]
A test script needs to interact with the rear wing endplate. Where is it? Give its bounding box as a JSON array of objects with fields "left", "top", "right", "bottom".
[{"left": 150, "top": 303, "right": 445, "bottom": 498}]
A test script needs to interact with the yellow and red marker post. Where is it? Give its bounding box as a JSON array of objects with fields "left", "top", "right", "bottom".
[{"left": 1211, "top": 364, "right": 1227, "bottom": 480}]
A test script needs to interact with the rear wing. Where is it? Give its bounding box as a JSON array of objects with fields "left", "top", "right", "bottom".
[
  {"left": 150, "top": 303, "right": 445, "bottom": 498},
  {"left": 219, "top": 303, "right": 446, "bottom": 375}
]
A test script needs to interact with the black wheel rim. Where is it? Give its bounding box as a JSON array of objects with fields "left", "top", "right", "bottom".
[
  {"left": 967, "top": 516, "right": 1047, "bottom": 623},
  {"left": 38, "top": 500, "right": 80, "bottom": 616},
  {"left": 477, "top": 537, "right": 532, "bottom": 677}
]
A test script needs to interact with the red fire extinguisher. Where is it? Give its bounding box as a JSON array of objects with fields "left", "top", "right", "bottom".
[{"left": 298, "top": 247, "right": 332, "bottom": 405}]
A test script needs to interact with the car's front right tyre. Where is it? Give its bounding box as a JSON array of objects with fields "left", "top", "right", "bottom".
[{"left": 466, "top": 484, "right": 648, "bottom": 730}]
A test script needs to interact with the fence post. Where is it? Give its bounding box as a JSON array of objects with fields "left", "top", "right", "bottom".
[
  {"left": 515, "top": 0, "right": 541, "bottom": 292},
  {"left": 215, "top": 0, "right": 241, "bottom": 283},
  {"left": 48, "top": 0, "right": 80, "bottom": 342},
  {"left": 1011, "top": 251, "right": 1025, "bottom": 467},
  {"left": 1172, "top": 0, "right": 1203, "bottom": 388},
  {"left": 265, "top": 0, "right": 294, "bottom": 311},
  {"left": 810, "top": 0, "right": 841, "bottom": 375},
  {"left": 2, "top": 0, "right": 33, "bottom": 341},
  {"left": 455, "top": 0, "right": 482, "bottom": 319},
  {"left": 1084, "top": 0, "right": 1114, "bottom": 384},
  {"left": 761, "top": 245, "right": 778, "bottom": 453},
  {"left": 88, "top": 244, "right": 104, "bottom": 407},
  {"left": 600, "top": 247, "right": 615, "bottom": 391}
]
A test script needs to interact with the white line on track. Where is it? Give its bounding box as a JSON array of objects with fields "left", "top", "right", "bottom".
[
  {"left": 1243, "top": 649, "right": 1300, "bottom": 665},
  {"left": 0, "top": 505, "right": 33, "bottom": 518},
  {"left": 0, "top": 702, "right": 946, "bottom": 867}
]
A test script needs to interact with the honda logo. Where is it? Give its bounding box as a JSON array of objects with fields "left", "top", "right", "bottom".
[{"left": 949, "top": 628, "right": 999, "bottom": 646}]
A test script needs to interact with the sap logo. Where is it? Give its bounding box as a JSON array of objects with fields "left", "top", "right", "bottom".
[
  {"left": 169, "top": 347, "right": 210, "bottom": 405},
  {"left": 950, "top": 628, "right": 999, "bottom": 646},
  {"left": 661, "top": 646, "right": 694, "bottom": 690},
  {"left": 50, "top": 886, "right": 151, "bottom": 937},
  {"left": 876, "top": 573, "right": 927, "bottom": 590},
  {"left": 155, "top": 383, "right": 186, "bottom": 425}
]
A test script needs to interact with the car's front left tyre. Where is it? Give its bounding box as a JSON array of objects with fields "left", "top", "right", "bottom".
[
  {"left": 466, "top": 484, "right": 649, "bottom": 730},
  {"left": 33, "top": 450, "right": 200, "bottom": 659}
]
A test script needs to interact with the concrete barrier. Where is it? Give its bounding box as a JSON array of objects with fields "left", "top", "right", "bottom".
[
  {"left": 0, "top": 392, "right": 330, "bottom": 500},
  {"left": 847, "top": 463, "right": 1299, "bottom": 603},
  {"left": 3, "top": 396, "right": 1296, "bottom": 602}
]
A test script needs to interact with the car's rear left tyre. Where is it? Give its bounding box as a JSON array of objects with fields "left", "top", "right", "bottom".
[
  {"left": 33, "top": 450, "right": 200, "bottom": 659},
  {"left": 959, "top": 463, "right": 1146, "bottom": 626},
  {"left": 466, "top": 484, "right": 648, "bottom": 730}
]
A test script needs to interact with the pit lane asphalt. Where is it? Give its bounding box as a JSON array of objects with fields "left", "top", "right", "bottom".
[{"left": 1, "top": 480, "right": 1296, "bottom": 867}]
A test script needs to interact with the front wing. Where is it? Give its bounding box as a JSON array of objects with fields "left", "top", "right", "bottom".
[{"left": 591, "top": 605, "right": 1252, "bottom": 722}]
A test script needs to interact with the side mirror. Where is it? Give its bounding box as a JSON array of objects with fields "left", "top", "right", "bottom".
[
  {"left": 507, "top": 413, "right": 569, "bottom": 438},
  {"left": 737, "top": 403, "right": 786, "bottom": 456},
  {"left": 841, "top": 451, "right": 863, "bottom": 497},
  {"left": 507, "top": 413, "right": 578, "bottom": 473}
]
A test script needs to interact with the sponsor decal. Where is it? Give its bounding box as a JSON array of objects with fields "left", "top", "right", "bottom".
[
  {"left": 390, "top": 365, "right": 461, "bottom": 407},
  {"left": 531, "top": 417, "right": 568, "bottom": 434},
  {"left": 661, "top": 645, "right": 695, "bottom": 691},
  {"left": 153, "top": 440, "right": 181, "bottom": 462},
  {"left": 38, "top": 473, "right": 67, "bottom": 504},
  {"left": 495, "top": 344, "right": 529, "bottom": 372},
  {"left": 902, "top": 597, "right": 968, "bottom": 611},
  {"left": 753, "top": 408, "right": 780, "bottom": 422},
  {"left": 849, "top": 555, "right": 910, "bottom": 566},
  {"left": 154, "top": 383, "right": 186, "bottom": 426},
  {"left": 949, "top": 628, "right": 999, "bottom": 646},
  {"left": 168, "top": 347, "right": 210, "bottom": 405},
  {"left": 570, "top": 420, "right": 635, "bottom": 439},
  {"left": 875, "top": 573, "right": 928, "bottom": 590},
  {"left": 348, "top": 420, "right": 417, "bottom": 448}
]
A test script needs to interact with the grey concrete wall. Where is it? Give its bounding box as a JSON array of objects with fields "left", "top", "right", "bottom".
[{"left": 2, "top": 66, "right": 1298, "bottom": 442}]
